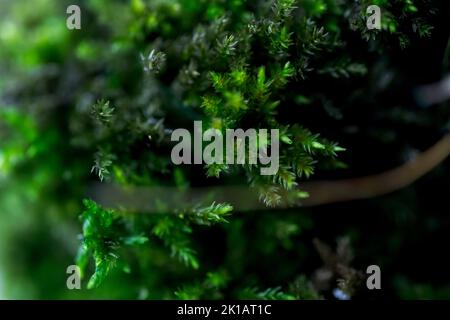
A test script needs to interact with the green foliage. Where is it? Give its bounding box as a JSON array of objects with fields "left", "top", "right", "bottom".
[
  {"left": 1, "top": 0, "right": 449, "bottom": 300},
  {"left": 238, "top": 287, "right": 296, "bottom": 300},
  {"left": 78, "top": 199, "right": 148, "bottom": 289},
  {"left": 186, "top": 202, "right": 233, "bottom": 226},
  {"left": 175, "top": 270, "right": 230, "bottom": 299},
  {"left": 91, "top": 100, "right": 115, "bottom": 125}
]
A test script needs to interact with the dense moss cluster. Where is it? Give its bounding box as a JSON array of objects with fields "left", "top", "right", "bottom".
[{"left": 0, "top": 0, "right": 449, "bottom": 299}]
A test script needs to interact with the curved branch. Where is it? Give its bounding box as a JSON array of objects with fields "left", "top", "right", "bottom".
[
  {"left": 299, "top": 133, "right": 450, "bottom": 206},
  {"left": 90, "top": 134, "right": 450, "bottom": 212}
]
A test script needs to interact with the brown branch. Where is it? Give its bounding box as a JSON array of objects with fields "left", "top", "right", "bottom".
[
  {"left": 89, "top": 134, "right": 450, "bottom": 212},
  {"left": 298, "top": 133, "right": 450, "bottom": 206}
]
